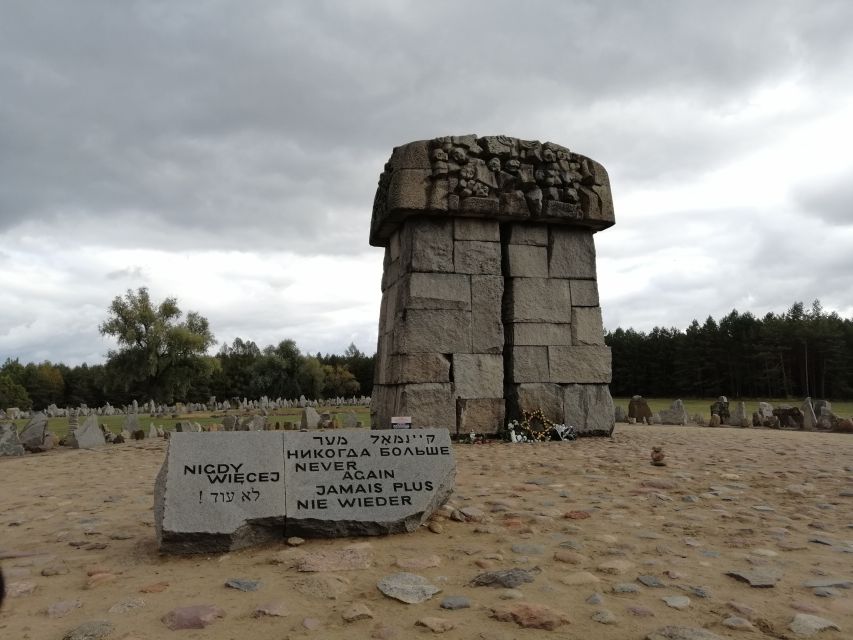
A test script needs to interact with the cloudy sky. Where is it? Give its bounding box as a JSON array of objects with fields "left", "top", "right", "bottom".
[{"left": 2, "top": 1, "right": 852, "bottom": 365}]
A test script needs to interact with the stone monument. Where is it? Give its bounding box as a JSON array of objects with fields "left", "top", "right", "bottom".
[
  {"left": 369, "top": 135, "right": 615, "bottom": 436},
  {"left": 154, "top": 429, "right": 455, "bottom": 554}
]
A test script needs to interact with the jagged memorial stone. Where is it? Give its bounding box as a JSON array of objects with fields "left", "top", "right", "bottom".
[
  {"left": 19, "top": 411, "right": 49, "bottom": 452},
  {"left": 155, "top": 431, "right": 287, "bottom": 554},
  {"left": 0, "top": 422, "right": 25, "bottom": 456},
  {"left": 70, "top": 415, "right": 106, "bottom": 449},
  {"left": 154, "top": 429, "right": 455, "bottom": 554}
]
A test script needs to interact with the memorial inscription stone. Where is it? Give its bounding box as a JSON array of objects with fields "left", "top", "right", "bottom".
[
  {"left": 285, "top": 429, "right": 454, "bottom": 537},
  {"left": 154, "top": 428, "right": 455, "bottom": 554},
  {"left": 155, "top": 432, "right": 287, "bottom": 554}
]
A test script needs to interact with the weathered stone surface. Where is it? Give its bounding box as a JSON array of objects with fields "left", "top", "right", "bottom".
[
  {"left": 225, "top": 578, "right": 260, "bottom": 591},
  {"left": 725, "top": 567, "right": 782, "bottom": 588},
  {"left": 507, "top": 346, "right": 549, "bottom": 383},
  {"left": 562, "top": 385, "right": 614, "bottom": 435},
  {"left": 301, "top": 407, "right": 321, "bottom": 429},
  {"left": 548, "top": 228, "right": 597, "bottom": 279},
  {"left": 369, "top": 384, "right": 401, "bottom": 430},
  {"left": 285, "top": 429, "right": 455, "bottom": 537},
  {"left": 490, "top": 602, "right": 571, "bottom": 630},
  {"left": 394, "top": 310, "right": 472, "bottom": 354},
  {"left": 387, "top": 140, "right": 431, "bottom": 170},
  {"left": 454, "top": 218, "right": 500, "bottom": 241},
  {"left": 441, "top": 595, "right": 471, "bottom": 610},
  {"left": 549, "top": 346, "right": 612, "bottom": 383},
  {"left": 154, "top": 432, "right": 287, "bottom": 554},
  {"left": 570, "top": 279, "right": 599, "bottom": 306},
  {"left": 454, "top": 240, "right": 501, "bottom": 275},
  {"left": 383, "top": 354, "right": 451, "bottom": 385},
  {"left": 453, "top": 354, "right": 503, "bottom": 398},
  {"left": 72, "top": 415, "right": 106, "bottom": 450},
  {"left": 629, "top": 396, "right": 654, "bottom": 423},
  {"left": 62, "top": 620, "right": 114, "bottom": 640},
  {"left": 399, "top": 272, "right": 471, "bottom": 310},
  {"left": 400, "top": 383, "right": 455, "bottom": 428},
  {"left": 802, "top": 577, "right": 853, "bottom": 589},
  {"left": 660, "top": 400, "right": 689, "bottom": 426},
  {"left": 789, "top": 613, "right": 840, "bottom": 636},
  {"left": 801, "top": 398, "right": 818, "bottom": 431},
  {"left": 161, "top": 604, "right": 225, "bottom": 630},
  {"left": 663, "top": 595, "right": 691, "bottom": 610},
  {"left": 506, "top": 223, "right": 548, "bottom": 246},
  {"left": 371, "top": 136, "right": 613, "bottom": 246},
  {"left": 0, "top": 422, "right": 25, "bottom": 456},
  {"left": 377, "top": 572, "right": 441, "bottom": 603},
  {"left": 471, "top": 275, "right": 504, "bottom": 354},
  {"left": 19, "top": 412, "right": 48, "bottom": 451},
  {"left": 385, "top": 168, "right": 432, "bottom": 212},
  {"left": 508, "top": 383, "right": 564, "bottom": 423},
  {"left": 399, "top": 217, "right": 454, "bottom": 273},
  {"left": 505, "top": 244, "right": 548, "bottom": 277},
  {"left": 504, "top": 278, "right": 571, "bottom": 323},
  {"left": 456, "top": 398, "right": 505, "bottom": 435},
  {"left": 341, "top": 602, "right": 374, "bottom": 622},
  {"left": 571, "top": 307, "right": 605, "bottom": 345},
  {"left": 471, "top": 568, "right": 540, "bottom": 588},
  {"left": 508, "top": 322, "right": 572, "bottom": 346}
]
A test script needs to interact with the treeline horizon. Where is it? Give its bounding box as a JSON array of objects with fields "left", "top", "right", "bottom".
[
  {"left": 4, "top": 299, "right": 852, "bottom": 411},
  {"left": 0, "top": 338, "right": 375, "bottom": 411},
  {"left": 606, "top": 300, "right": 853, "bottom": 400}
]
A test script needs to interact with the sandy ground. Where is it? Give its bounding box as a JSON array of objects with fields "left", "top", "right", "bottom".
[{"left": 1, "top": 424, "right": 852, "bottom": 639}]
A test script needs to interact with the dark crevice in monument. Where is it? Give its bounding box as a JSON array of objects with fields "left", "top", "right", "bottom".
[
  {"left": 446, "top": 354, "right": 454, "bottom": 382},
  {"left": 499, "top": 222, "right": 515, "bottom": 420}
]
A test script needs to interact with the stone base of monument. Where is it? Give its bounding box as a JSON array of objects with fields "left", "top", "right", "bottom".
[{"left": 154, "top": 429, "right": 455, "bottom": 554}]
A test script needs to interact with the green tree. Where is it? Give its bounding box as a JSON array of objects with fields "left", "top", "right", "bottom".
[
  {"left": 99, "top": 287, "right": 215, "bottom": 403},
  {"left": 21, "top": 361, "right": 65, "bottom": 409},
  {"left": 0, "top": 374, "right": 32, "bottom": 410},
  {"left": 322, "top": 364, "right": 360, "bottom": 398},
  {"left": 298, "top": 356, "right": 325, "bottom": 399}
]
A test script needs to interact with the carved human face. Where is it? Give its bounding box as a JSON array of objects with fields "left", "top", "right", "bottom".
[
  {"left": 487, "top": 157, "right": 501, "bottom": 172},
  {"left": 451, "top": 147, "right": 468, "bottom": 164},
  {"left": 505, "top": 158, "right": 520, "bottom": 173},
  {"left": 472, "top": 182, "right": 489, "bottom": 197},
  {"left": 432, "top": 149, "right": 448, "bottom": 162},
  {"left": 459, "top": 165, "right": 475, "bottom": 180},
  {"left": 543, "top": 149, "right": 556, "bottom": 162}
]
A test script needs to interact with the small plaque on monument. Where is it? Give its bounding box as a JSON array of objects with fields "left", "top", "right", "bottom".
[{"left": 391, "top": 416, "right": 412, "bottom": 429}]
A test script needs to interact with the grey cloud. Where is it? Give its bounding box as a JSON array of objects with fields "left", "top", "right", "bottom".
[
  {"left": 2, "top": 1, "right": 853, "bottom": 253},
  {"left": 106, "top": 266, "right": 146, "bottom": 280},
  {"left": 794, "top": 174, "right": 853, "bottom": 227},
  {"left": 2, "top": 1, "right": 853, "bottom": 365}
]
